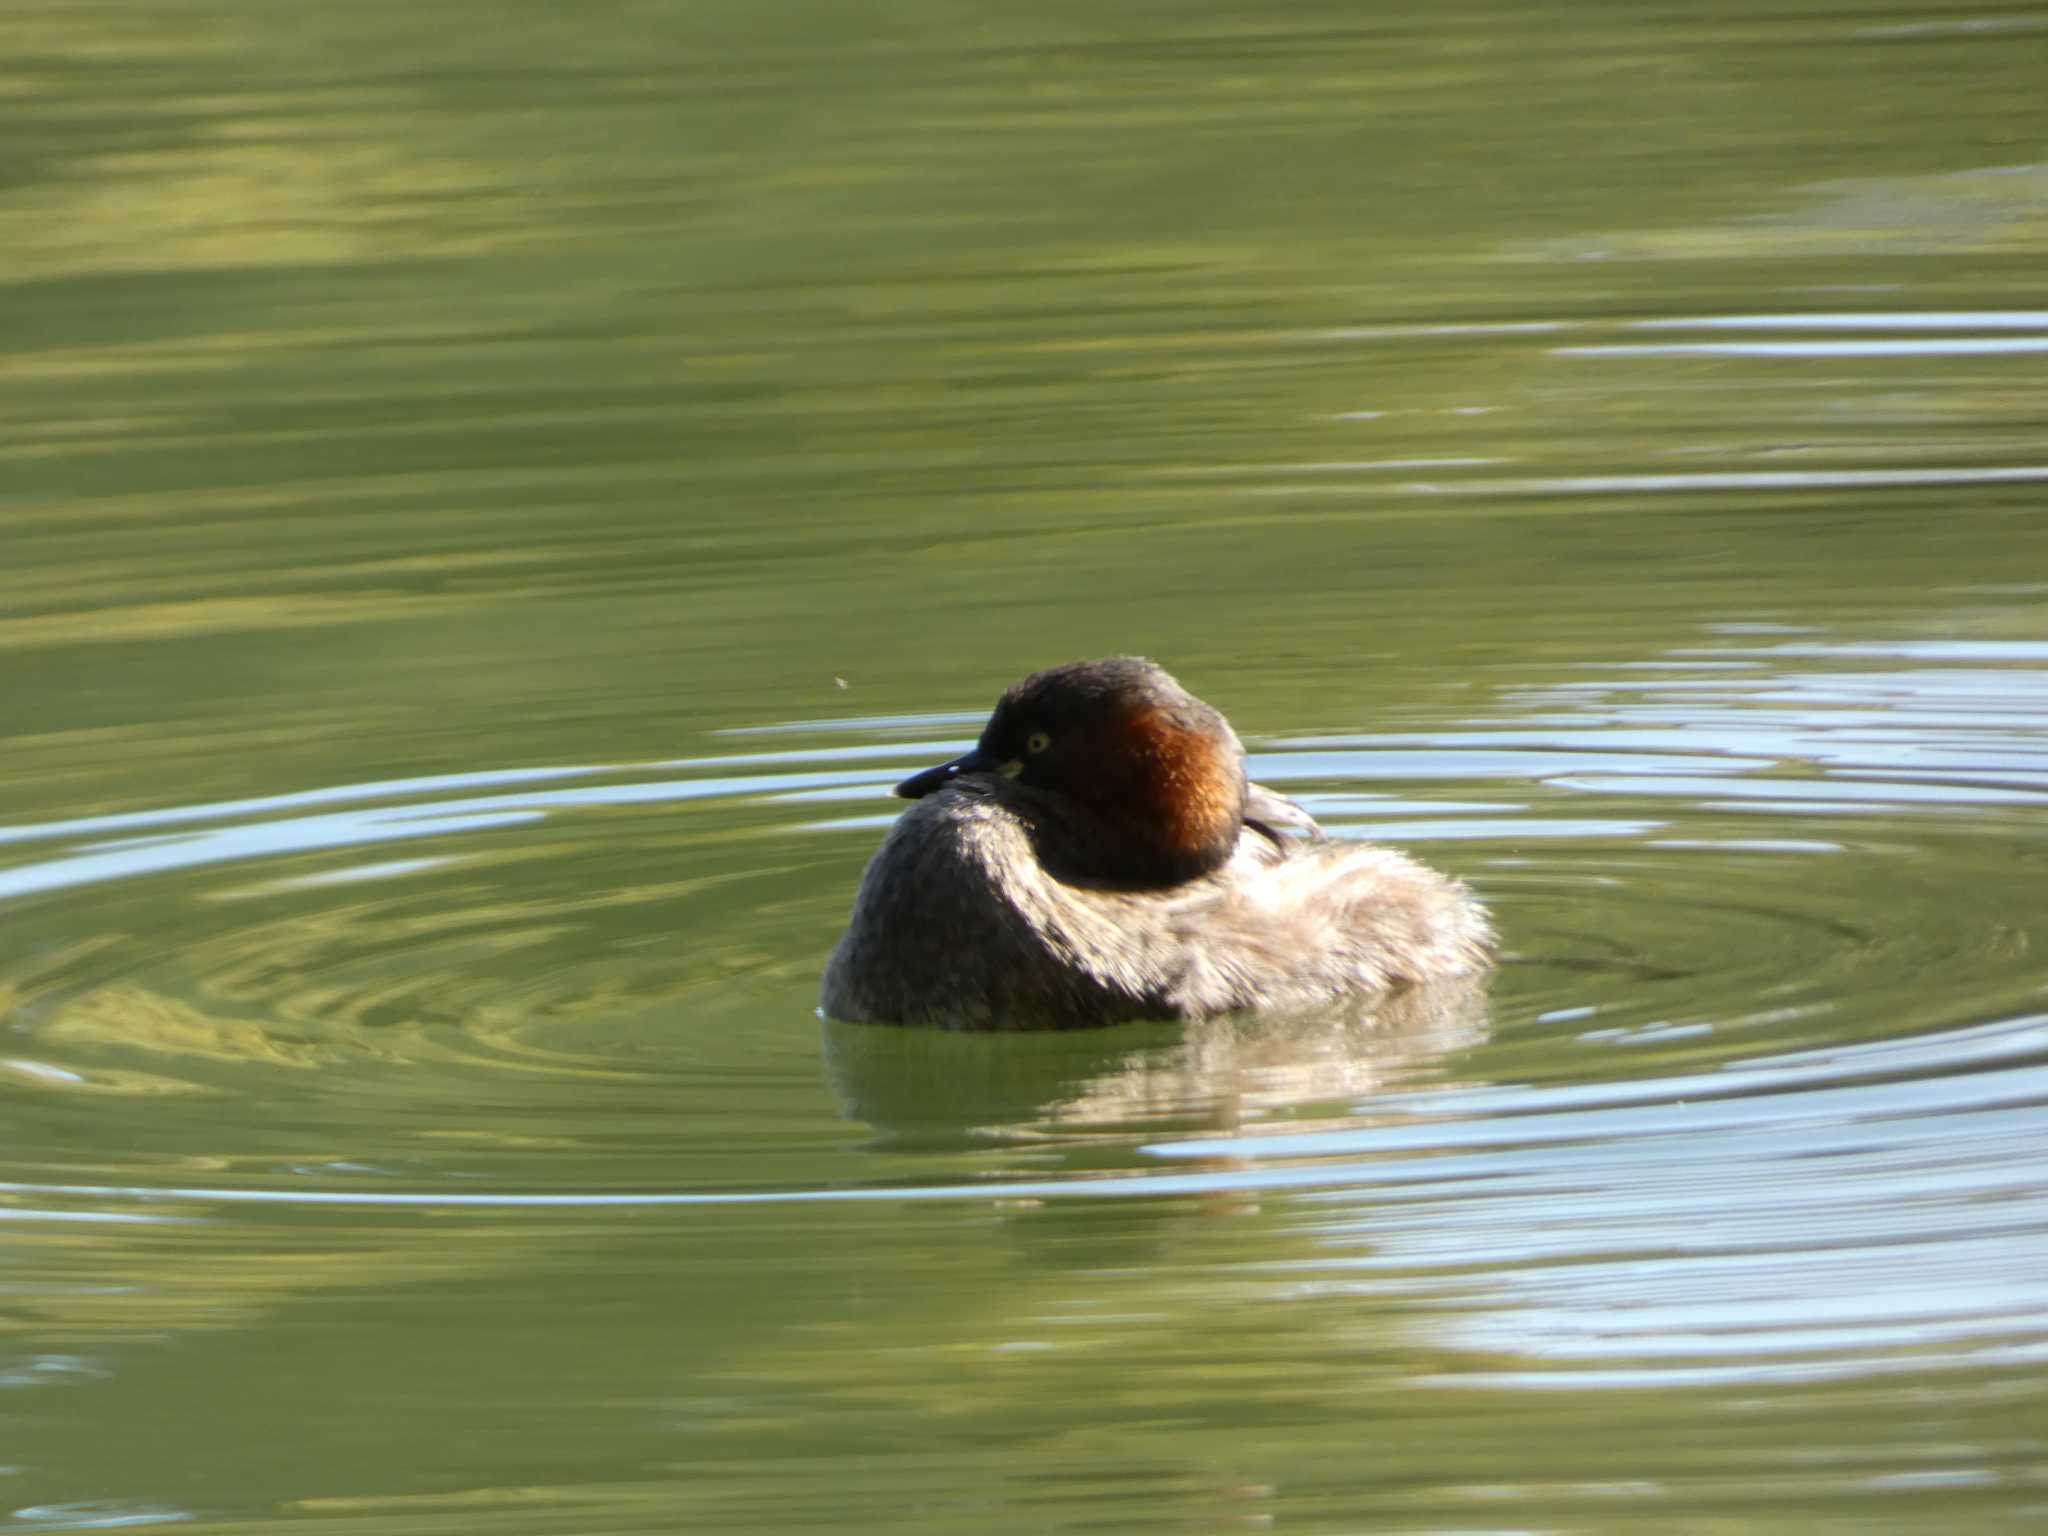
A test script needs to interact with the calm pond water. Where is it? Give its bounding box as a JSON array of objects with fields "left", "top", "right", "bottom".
[{"left": 6, "top": 1, "right": 2048, "bottom": 1530}]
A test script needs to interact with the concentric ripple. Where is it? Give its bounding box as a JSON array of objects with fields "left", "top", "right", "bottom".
[
  {"left": 4, "top": 629, "right": 2043, "bottom": 1222},
  {"left": 3, "top": 659, "right": 2047, "bottom": 1523}
]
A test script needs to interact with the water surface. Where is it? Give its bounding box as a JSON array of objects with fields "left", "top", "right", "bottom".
[{"left": 5, "top": 1, "right": 2048, "bottom": 1530}]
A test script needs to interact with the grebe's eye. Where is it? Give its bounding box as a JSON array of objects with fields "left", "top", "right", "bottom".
[{"left": 1026, "top": 731, "right": 1052, "bottom": 754}]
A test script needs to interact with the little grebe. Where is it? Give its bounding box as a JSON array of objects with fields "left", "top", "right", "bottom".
[{"left": 821, "top": 657, "right": 1494, "bottom": 1028}]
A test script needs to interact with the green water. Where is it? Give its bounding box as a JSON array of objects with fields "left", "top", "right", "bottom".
[{"left": 6, "top": 1, "right": 2048, "bottom": 1530}]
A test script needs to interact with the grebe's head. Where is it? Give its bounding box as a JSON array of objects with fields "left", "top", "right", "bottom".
[{"left": 896, "top": 657, "right": 1248, "bottom": 886}]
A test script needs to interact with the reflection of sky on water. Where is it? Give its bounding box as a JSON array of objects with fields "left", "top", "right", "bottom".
[
  {"left": 1173, "top": 1015, "right": 2048, "bottom": 1389},
  {"left": 1227, "top": 467, "right": 2048, "bottom": 498},
  {"left": 1561, "top": 339, "right": 2048, "bottom": 357},
  {"left": 11, "top": 1011, "right": 2047, "bottom": 1391},
  {"left": 5, "top": 637, "right": 2044, "bottom": 901},
  {"left": 1635, "top": 312, "right": 2048, "bottom": 329},
  {"left": 0, "top": 772, "right": 897, "bottom": 900}
]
